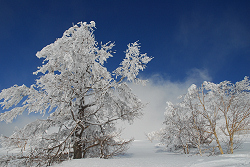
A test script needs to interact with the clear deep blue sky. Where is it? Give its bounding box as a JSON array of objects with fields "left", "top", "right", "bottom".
[
  {"left": 0, "top": 0, "right": 250, "bottom": 139},
  {"left": 0, "top": 0, "right": 250, "bottom": 93}
]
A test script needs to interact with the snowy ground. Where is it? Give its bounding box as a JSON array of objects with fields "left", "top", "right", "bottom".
[
  {"left": 0, "top": 138, "right": 249, "bottom": 166},
  {"left": 52, "top": 138, "right": 250, "bottom": 167}
]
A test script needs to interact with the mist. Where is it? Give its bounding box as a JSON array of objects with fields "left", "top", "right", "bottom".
[{"left": 120, "top": 68, "right": 212, "bottom": 140}]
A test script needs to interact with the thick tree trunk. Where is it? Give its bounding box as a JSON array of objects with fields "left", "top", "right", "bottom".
[
  {"left": 73, "top": 140, "right": 83, "bottom": 159},
  {"left": 72, "top": 104, "right": 86, "bottom": 159},
  {"left": 73, "top": 125, "right": 84, "bottom": 159}
]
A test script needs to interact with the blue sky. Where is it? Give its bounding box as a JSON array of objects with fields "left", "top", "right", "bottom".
[{"left": 0, "top": 0, "right": 250, "bottom": 139}]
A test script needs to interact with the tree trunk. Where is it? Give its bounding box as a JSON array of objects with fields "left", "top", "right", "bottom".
[
  {"left": 183, "top": 145, "right": 186, "bottom": 154},
  {"left": 73, "top": 105, "right": 86, "bottom": 159},
  {"left": 197, "top": 137, "right": 202, "bottom": 155},
  {"left": 208, "top": 118, "right": 224, "bottom": 155},
  {"left": 213, "top": 130, "right": 224, "bottom": 154},
  {"left": 73, "top": 125, "right": 84, "bottom": 159},
  {"left": 73, "top": 140, "right": 82, "bottom": 159},
  {"left": 229, "top": 135, "right": 234, "bottom": 154},
  {"left": 186, "top": 144, "right": 189, "bottom": 154}
]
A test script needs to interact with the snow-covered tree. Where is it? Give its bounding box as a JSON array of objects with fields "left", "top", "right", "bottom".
[
  {"left": 202, "top": 77, "right": 250, "bottom": 154},
  {"left": 0, "top": 21, "right": 152, "bottom": 166},
  {"left": 155, "top": 102, "right": 195, "bottom": 154},
  {"left": 181, "top": 83, "right": 223, "bottom": 154},
  {"left": 148, "top": 100, "right": 212, "bottom": 155},
  {"left": 149, "top": 77, "right": 250, "bottom": 155}
]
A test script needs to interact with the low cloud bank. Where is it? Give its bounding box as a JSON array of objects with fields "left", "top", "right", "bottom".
[{"left": 120, "top": 68, "right": 212, "bottom": 140}]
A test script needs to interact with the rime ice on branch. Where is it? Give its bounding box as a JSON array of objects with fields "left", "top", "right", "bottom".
[{"left": 0, "top": 21, "right": 152, "bottom": 166}]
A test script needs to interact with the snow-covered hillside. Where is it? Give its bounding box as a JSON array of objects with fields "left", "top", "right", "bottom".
[{"left": 52, "top": 138, "right": 250, "bottom": 167}]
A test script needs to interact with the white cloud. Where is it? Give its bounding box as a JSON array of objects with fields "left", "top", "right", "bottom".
[{"left": 119, "top": 68, "right": 212, "bottom": 140}]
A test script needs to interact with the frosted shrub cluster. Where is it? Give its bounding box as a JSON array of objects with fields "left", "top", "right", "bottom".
[
  {"left": 0, "top": 21, "right": 152, "bottom": 166},
  {"left": 149, "top": 77, "right": 250, "bottom": 155}
]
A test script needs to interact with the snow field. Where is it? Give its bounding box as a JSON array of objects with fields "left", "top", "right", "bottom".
[{"left": 52, "top": 138, "right": 250, "bottom": 167}]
